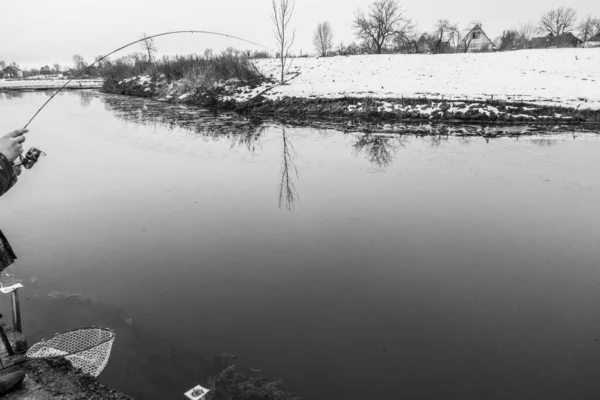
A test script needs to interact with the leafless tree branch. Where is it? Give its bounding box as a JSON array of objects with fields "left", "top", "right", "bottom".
[
  {"left": 538, "top": 7, "right": 577, "bottom": 36},
  {"left": 140, "top": 33, "right": 158, "bottom": 63},
  {"left": 313, "top": 21, "right": 334, "bottom": 57},
  {"left": 353, "top": 0, "right": 413, "bottom": 54},
  {"left": 578, "top": 14, "right": 600, "bottom": 41},
  {"left": 271, "top": 0, "right": 296, "bottom": 84}
]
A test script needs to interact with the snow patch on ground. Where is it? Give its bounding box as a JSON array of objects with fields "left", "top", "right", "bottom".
[{"left": 248, "top": 49, "right": 600, "bottom": 110}]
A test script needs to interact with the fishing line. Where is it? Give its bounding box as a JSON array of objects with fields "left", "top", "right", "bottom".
[{"left": 23, "top": 30, "right": 273, "bottom": 129}]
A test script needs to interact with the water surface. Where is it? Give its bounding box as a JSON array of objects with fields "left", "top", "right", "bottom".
[{"left": 1, "top": 91, "right": 600, "bottom": 399}]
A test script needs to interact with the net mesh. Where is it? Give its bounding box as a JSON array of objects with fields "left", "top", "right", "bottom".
[{"left": 26, "top": 327, "right": 115, "bottom": 377}]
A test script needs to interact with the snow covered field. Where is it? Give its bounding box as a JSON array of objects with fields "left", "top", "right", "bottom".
[{"left": 251, "top": 48, "right": 600, "bottom": 110}]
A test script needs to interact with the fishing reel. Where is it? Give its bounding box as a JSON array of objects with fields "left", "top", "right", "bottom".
[{"left": 18, "top": 147, "right": 46, "bottom": 170}]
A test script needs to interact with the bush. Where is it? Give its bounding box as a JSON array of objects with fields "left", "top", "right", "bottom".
[{"left": 102, "top": 48, "right": 265, "bottom": 94}]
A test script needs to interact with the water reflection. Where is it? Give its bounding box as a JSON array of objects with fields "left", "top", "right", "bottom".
[
  {"left": 78, "top": 90, "right": 95, "bottom": 108},
  {"left": 93, "top": 93, "right": 599, "bottom": 212},
  {"left": 428, "top": 134, "right": 450, "bottom": 147},
  {"left": 0, "top": 91, "right": 25, "bottom": 99},
  {"left": 278, "top": 129, "right": 299, "bottom": 211},
  {"left": 229, "top": 126, "right": 265, "bottom": 154},
  {"left": 353, "top": 133, "right": 404, "bottom": 168},
  {"left": 101, "top": 94, "right": 264, "bottom": 138},
  {"left": 531, "top": 138, "right": 557, "bottom": 147}
]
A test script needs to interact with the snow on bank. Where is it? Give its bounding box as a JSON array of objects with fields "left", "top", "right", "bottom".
[{"left": 250, "top": 48, "right": 600, "bottom": 110}]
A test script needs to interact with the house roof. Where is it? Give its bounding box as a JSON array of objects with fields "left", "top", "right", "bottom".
[
  {"left": 557, "top": 32, "right": 582, "bottom": 42},
  {"left": 459, "top": 24, "right": 493, "bottom": 46},
  {"left": 588, "top": 32, "right": 600, "bottom": 42},
  {"left": 3, "top": 66, "right": 22, "bottom": 73}
]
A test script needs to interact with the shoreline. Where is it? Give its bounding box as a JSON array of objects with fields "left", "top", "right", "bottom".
[
  {"left": 0, "top": 79, "right": 103, "bottom": 91},
  {"left": 100, "top": 76, "right": 600, "bottom": 130}
]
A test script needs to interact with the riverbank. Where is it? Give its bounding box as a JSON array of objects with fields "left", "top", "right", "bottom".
[{"left": 102, "top": 49, "right": 600, "bottom": 127}]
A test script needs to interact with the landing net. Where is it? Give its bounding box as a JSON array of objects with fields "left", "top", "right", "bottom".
[{"left": 26, "top": 327, "right": 115, "bottom": 377}]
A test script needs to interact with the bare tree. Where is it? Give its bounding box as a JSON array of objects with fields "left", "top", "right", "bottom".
[
  {"left": 517, "top": 21, "right": 535, "bottom": 41},
  {"left": 94, "top": 55, "right": 111, "bottom": 69},
  {"left": 0, "top": 60, "right": 5, "bottom": 70},
  {"left": 313, "top": 21, "right": 334, "bottom": 57},
  {"left": 496, "top": 30, "right": 519, "bottom": 51},
  {"left": 353, "top": 0, "right": 413, "bottom": 54},
  {"left": 393, "top": 30, "right": 419, "bottom": 53},
  {"left": 538, "top": 7, "right": 577, "bottom": 36},
  {"left": 52, "top": 63, "right": 61, "bottom": 73},
  {"left": 432, "top": 19, "right": 457, "bottom": 53},
  {"left": 578, "top": 14, "right": 600, "bottom": 42},
  {"left": 140, "top": 33, "right": 157, "bottom": 63},
  {"left": 72, "top": 54, "right": 87, "bottom": 71},
  {"left": 447, "top": 23, "right": 462, "bottom": 51},
  {"left": 271, "top": 0, "right": 296, "bottom": 84}
]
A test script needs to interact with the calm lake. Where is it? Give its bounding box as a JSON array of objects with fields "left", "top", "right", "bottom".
[{"left": 1, "top": 91, "right": 600, "bottom": 399}]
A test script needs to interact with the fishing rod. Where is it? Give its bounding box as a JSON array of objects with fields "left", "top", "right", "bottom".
[{"left": 23, "top": 30, "right": 273, "bottom": 129}]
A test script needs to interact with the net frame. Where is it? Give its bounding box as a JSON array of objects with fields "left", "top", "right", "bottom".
[{"left": 26, "top": 327, "right": 115, "bottom": 377}]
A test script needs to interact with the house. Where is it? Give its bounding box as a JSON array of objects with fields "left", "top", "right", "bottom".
[
  {"left": 530, "top": 32, "right": 582, "bottom": 48},
  {"left": 459, "top": 25, "right": 494, "bottom": 53},
  {"left": 583, "top": 32, "right": 600, "bottom": 48},
  {"left": 553, "top": 32, "right": 582, "bottom": 48},
  {"left": 3, "top": 66, "right": 23, "bottom": 78},
  {"left": 530, "top": 33, "right": 555, "bottom": 49}
]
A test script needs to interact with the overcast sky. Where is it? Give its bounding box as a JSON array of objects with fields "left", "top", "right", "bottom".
[{"left": 1, "top": 0, "right": 597, "bottom": 68}]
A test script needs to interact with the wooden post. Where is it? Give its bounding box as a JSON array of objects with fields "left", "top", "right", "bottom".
[
  {"left": 11, "top": 290, "right": 22, "bottom": 333},
  {"left": 0, "top": 315, "right": 14, "bottom": 357}
]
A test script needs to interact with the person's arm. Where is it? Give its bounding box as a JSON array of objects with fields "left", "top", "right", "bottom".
[{"left": 0, "top": 129, "right": 27, "bottom": 197}]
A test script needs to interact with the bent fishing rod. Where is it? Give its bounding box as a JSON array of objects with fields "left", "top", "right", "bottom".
[
  {"left": 17, "top": 30, "right": 271, "bottom": 171},
  {"left": 23, "top": 30, "right": 272, "bottom": 130}
]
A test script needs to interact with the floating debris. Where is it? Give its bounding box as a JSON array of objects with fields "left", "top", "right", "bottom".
[
  {"left": 48, "top": 291, "right": 83, "bottom": 299},
  {"left": 184, "top": 384, "right": 209, "bottom": 400}
]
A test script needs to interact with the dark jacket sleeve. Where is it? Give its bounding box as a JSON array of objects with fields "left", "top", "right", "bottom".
[{"left": 0, "top": 153, "right": 18, "bottom": 197}]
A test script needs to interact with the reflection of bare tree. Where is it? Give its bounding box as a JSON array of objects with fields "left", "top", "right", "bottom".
[
  {"left": 530, "top": 138, "right": 556, "bottom": 147},
  {"left": 78, "top": 90, "right": 95, "bottom": 108},
  {"left": 353, "top": 133, "right": 403, "bottom": 168},
  {"left": 278, "top": 129, "right": 299, "bottom": 211},
  {"left": 100, "top": 94, "right": 267, "bottom": 151},
  {"left": 0, "top": 91, "right": 24, "bottom": 100},
  {"left": 229, "top": 126, "right": 266, "bottom": 154},
  {"left": 428, "top": 134, "right": 449, "bottom": 147}
]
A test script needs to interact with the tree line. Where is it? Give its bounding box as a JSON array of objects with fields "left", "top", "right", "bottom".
[
  {"left": 309, "top": 0, "right": 600, "bottom": 56},
  {"left": 4, "top": 0, "right": 598, "bottom": 81}
]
